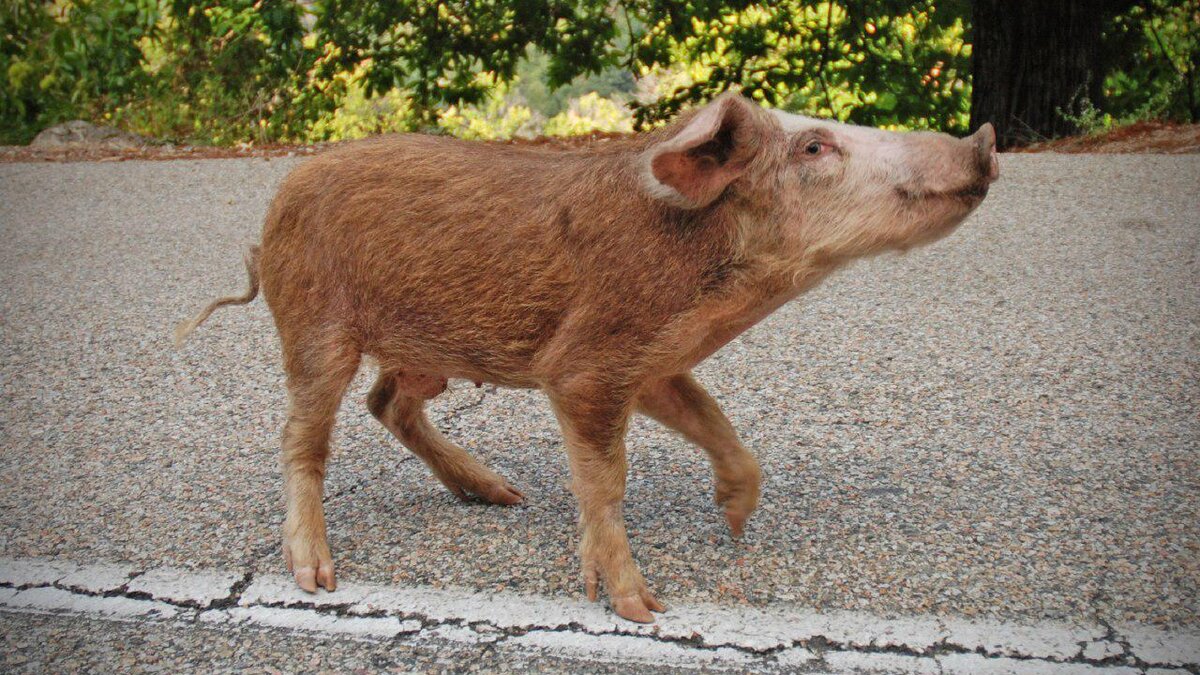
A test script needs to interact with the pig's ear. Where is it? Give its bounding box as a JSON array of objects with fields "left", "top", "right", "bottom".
[{"left": 643, "top": 94, "right": 764, "bottom": 209}]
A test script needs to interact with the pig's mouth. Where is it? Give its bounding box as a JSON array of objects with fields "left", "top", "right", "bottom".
[
  {"left": 895, "top": 180, "right": 991, "bottom": 206},
  {"left": 950, "top": 181, "right": 990, "bottom": 202}
]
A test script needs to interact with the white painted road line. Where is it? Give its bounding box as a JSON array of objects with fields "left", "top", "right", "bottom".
[
  {"left": 202, "top": 606, "right": 423, "bottom": 640},
  {"left": 1, "top": 556, "right": 1196, "bottom": 672}
]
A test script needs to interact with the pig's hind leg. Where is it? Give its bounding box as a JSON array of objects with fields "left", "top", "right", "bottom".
[
  {"left": 637, "top": 373, "right": 762, "bottom": 537},
  {"left": 367, "top": 371, "right": 524, "bottom": 505},
  {"left": 279, "top": 338, "right": 361, "bottom": 594}
]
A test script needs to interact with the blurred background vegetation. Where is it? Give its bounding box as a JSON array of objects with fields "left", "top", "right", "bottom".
[{"left": 2, "top": 0, "right": 1196, "bottom": 147}]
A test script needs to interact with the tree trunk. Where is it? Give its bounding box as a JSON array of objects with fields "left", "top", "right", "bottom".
[{"left": 969, "top": 0, "right": 1131, "bottom": 149}]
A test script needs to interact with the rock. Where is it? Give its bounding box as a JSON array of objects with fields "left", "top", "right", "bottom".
[{"left": 30, "top": 120, "right": 147, "bottom": 150}]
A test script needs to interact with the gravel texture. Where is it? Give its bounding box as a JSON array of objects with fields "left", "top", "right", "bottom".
[
  {"left": 0, "top": 153, "right": 1197, "bottom": 640},
  {"left": 0, "top": 610, "right": 691, "bottom": 674}
]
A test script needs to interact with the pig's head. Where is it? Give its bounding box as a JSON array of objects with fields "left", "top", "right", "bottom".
[{"left": 640, "top": 93, "right": 999, "bottom": 271}]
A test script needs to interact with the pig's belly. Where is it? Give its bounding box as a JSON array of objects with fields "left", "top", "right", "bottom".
[{"left": 366, "top": 337, "right": 544, "bottom": 392}]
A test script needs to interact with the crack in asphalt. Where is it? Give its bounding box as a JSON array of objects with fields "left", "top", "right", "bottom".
[
  {"left": 323, "top": 462, "right": 395, "bottom": 505},
  {"left": 322, "top": 382, "right": 492, "bottom": 507},
  {"left": 208, "top": 571, "right": 254, "bottom": 610},
  {"left": 437, "top": 384, "right": 493, "bottom": 427},
  {"left": 236, "top": 385, "right": 495, "bottom": 574},
  {"left": 3, "top": 574, "right": 1195, "bottom": 673}
]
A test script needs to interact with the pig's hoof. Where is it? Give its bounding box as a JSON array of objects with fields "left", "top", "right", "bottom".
[
  {"left": 725, "top": 508, "right": 750, "bottom": 538},
  {"left": 445, "top": 473, "right": 525, "bottom": 506},
  {"left": 716, "top": 495, "right": 757, "bottom": 538},
  {"left": 611, "top": 592, "right": 666, "bottom": 624},
  {"left": 283, "top": 542, "right": 336, "bottom": 593},
  {"left": 293, "top": 564, "right": 336, "bottom": 593},
  {"left": 585, "top": 566, "right": 665, "bottom": 623},
  {"left": 715, "top": 470, "right": 760, "bottom": 538}
]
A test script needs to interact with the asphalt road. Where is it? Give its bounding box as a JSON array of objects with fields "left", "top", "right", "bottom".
[{"left": 0, "top": 152, "right": 1197, "bottom": 672}]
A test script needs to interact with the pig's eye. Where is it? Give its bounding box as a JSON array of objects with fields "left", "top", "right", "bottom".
[{"left": 792, "top": 136, "right": 835, "bottom": 161}]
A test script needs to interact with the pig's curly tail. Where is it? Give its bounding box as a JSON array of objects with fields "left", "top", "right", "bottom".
[{"left": 173, "top": 243, "right": 261, "bottom": 348}]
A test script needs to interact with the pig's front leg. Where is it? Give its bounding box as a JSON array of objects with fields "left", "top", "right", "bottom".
[
  {"left": 637, "top": 373, "right": 762, "bottom": 537},
  {"left": 548, "top": 381, "right": 665, "bottom": 623}
]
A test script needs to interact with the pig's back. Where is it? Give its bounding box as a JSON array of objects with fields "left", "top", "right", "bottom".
[{"left": 258, "top": 133, "right": 629, "bottom": 379}]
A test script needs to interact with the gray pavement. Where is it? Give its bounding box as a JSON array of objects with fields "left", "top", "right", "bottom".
[
  {"left": 0, "top": 610, "right": 679, "bottom": 674},
  {"left": 0, "top": 152, "right": 1197, "bottom": 672}
]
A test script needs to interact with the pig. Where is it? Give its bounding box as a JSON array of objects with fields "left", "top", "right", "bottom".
[{"left": 176, "top": 92, "right": 998, "bottom": 623}]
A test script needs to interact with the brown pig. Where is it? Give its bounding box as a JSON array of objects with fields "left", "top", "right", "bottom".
[{"left": 176, "top": 93, "right": 998, "bottom": 623}]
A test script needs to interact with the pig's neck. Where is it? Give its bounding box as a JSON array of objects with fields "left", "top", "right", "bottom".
[{"left": 667, "top": 245, "right": 841, "bottom": 373}]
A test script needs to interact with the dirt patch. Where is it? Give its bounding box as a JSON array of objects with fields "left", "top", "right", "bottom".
[
  {"left": 2, "top": 123, "right": 1196, "bottom": 163},
  {"left": 0, "top": 131, "right": 624, "bottom": 164},
  {"left": 1014, "top": 121, "right": 1200, "bottom": 154},
  {"left": 0, "top": 142, "right": 330, "bottom": 163}
]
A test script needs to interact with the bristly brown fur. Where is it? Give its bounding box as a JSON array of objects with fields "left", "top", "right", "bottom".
[{"left": 176, "top": 93, "right": 996, "bottom": 623}]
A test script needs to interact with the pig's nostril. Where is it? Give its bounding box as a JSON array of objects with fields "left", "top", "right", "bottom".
[
  {"left": 985, "top": 147, "right": 1000, "bottom": 182},
  {"left": 967, "top": 122, "right": 999, "bottom": 184},
  {"left": 975, "top": 122, "right": 996, "bottom": 151}
]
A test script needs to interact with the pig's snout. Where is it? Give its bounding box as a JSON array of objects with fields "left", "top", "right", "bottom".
[
  {"left": 970, "top": 122, "right": 1000, "bottom": 184},
  {"left": 895, "top": 124, "right": 999, "bottom": 202}
]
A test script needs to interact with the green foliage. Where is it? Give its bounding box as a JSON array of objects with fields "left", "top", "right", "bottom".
[
  {"left": 1101, "top": 0, "right": 1199, "bottom": 124},
  {"left": 311, "top": 0, "right": 620, "bottom": 119},
  {"left": 1056, "top": 94, "right": 1115, "bottom": 136},
  {"left": 543, "top": 91, "right": 634, "bottom": 135},
  {"left": 309, "top": 74, "right": 415, "bottom": 141},
  {"left": 630, "top": 1, "right": 972, "bottom": 131},
  {"left": 437, "top": 77, "right": 539, "bottom": 139},
  {"left": 1053, "top": 0, "right": 1198, "bottom": 135},
  {"left": 434, "top": 78, "right": 634, "bottom": 139},
  {"left": 133, "top": 0, "right": 326, "bottom": 143},
  {"left": 2, "top": 0, "right": 159, "bottom": 144},
  {"left": 0, "top": 1, "right": 1194, "bottom": 147},
  {"left": 309, "top": 1, "right": 973, "bottom": 132},
  {"left": 513, "top": 48, "right": 636, "bottom": 118}
]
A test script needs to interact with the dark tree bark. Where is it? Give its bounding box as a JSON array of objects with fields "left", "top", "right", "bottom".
[{"left": 970, "top": 0, "right": 1135, "bottom": 149}]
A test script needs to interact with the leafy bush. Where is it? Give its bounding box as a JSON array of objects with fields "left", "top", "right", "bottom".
[
  {"left": 1101, "top": 0, "right": 1199, "bottom": 125},
  {"left": 131, "top": 0, "right": 326, "bottom": 143},
  {"left": 437, "top": 78, "right": 540, "bottom": 140},
  {"left": 544, "top": 92, "right": 634, "bottom": 135},
  {"left": 631, "top": 1, "right": 972, "bottom": 132},
  {"left": 309, "top": 75, "right": 414, "bottom": 141},
  {"left": 2, "top": 0, "right": 158, "bottom": 144},
  {"left": 1054, "top": 0, "right": 1198, "bottom": 135},
  {"left": 1, "top": 1, "right": 1194, "bottom": 147}
]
